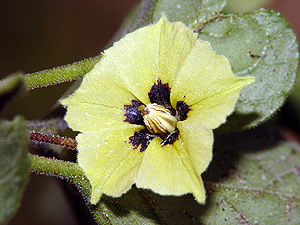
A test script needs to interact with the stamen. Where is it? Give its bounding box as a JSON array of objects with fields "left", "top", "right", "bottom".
[{"left": 141, "top": 103, "right": 177, "bottom": 134}]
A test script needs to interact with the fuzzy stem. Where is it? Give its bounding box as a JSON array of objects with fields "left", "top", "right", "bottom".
[{"left": 28, "top": 131, "right": 77, "bottom": 150}]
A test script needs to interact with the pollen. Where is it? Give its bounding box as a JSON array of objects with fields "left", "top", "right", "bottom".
[{"left": 141, "top": 103, "right": 177, "bottom": 134}]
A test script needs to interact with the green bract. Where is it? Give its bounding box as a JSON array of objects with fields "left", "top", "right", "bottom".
[{"left": 60, "top": 15, "right": 255, "bottom": 204}]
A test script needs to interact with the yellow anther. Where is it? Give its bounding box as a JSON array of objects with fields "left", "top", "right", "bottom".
[{"left": 141, "top": 103, "right": 177, "bottom": 134}]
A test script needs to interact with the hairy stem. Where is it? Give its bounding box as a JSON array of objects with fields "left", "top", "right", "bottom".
[{"left": 28, "top": 131, "right": 77, "bottom": 150}]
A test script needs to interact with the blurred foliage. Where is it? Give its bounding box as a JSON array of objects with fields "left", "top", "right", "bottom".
[
  {"left": 0, "top": 116, "right": 30, "bottom": 225},
  {"left": 223, "top": 0, "right": 274, "bottom": 13}
]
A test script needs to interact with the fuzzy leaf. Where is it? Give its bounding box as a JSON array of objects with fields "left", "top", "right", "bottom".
[
  {"left": 151, "top": 0, "right": 227, "bottom": 27},
  {"left": 223, "top": 0, "right": 272, "bottom": 13},
  {"left": 197, "top": 9, "right": 299, "bottom": 131},
  {"left": 0, "top": 116, "right": 30, "bottom": 225},
  {"left": 121, "top": 0, "right": 227, "bottom": 36},
  {"left": 199, "top": 129, "right": 300, "bottom": 224}
]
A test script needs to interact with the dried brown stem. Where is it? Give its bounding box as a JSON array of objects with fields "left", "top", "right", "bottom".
[{"left": 28, "top": 131, "right": 77, "bottom": 150}]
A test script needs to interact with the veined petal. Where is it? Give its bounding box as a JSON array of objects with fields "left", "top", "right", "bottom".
[
  {"left": 77, "top": 126, "right": 144, "bottom": 204},
  {"left": 102, "top": 20, "right": 161, "bottom": 104},
  {"left": 101, "top": 14, "right": 198, "bottom": 104},
  {"left": 169, "top": 39, "right": 255, "bottom": 128},
  {"left": 170, "top": 39, "right": 255, "bottom": 109},
  {"left": 188, "top": 77, "right": 254, "bottom": 129},
  {"left": 157, "top": 14, "right": 198, "bottom": 86},
  {"left": 60, "top": 57, "right": 137, "bottom": 110},
  {"left": 177, "top": 119, "right": 213, "bottom": 175},
  {"left": 135, "top": 138, "right": 206, "bottom": 203},
  {"left": 63, "top": 103, "right": 129, "bottom": 133}
]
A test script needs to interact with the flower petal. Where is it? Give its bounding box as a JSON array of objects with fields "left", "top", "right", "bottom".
[
  {"left": 63, "top": 103, "right": 128, "bottom": 132},
  {"left": 60, "top": 58, "right": 137, "bottom": 110},
  {"left": 102, "top": 21, "right": 161, "bottom": 104},
  {"left": 170, "top": 39, "right": 255, "bottom": 128},
  {"left": 170, "top": 40, "right": 255, "bottom": 106},
  {"left": 135, "top": 138, "right": 206, "bottom": 203},
  {"left": 76, "top": 126, "right": 144, "bottom": 204},
  {"left": 177, "top": 119, "right": 213, "bottom": 175},
  {"left": 187, "top": 83, "right": 252, "bottom": 129},
  {"left": 157, "top": 15, "right": 198, "bottom": 86},
  {"left": 60, "top": 14, "right": 256, "bottom": 206},
  {"left": 101, "top": 14, "right": 198, "bottom": 104}
]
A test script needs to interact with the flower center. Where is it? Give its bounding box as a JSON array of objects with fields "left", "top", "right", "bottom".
[
  {"left": 141, "top": 103, "right": 177, "bottom": 134},
  {"left": 124, "top": 79, "right": 190, "bottom": 152}
]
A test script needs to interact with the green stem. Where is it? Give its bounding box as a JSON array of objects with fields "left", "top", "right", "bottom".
[
  {"left": 29, "top": 154, "right": 91, "bottom": 199},
  {"left": 25, "top": 56, "right": 101, "bottom": 90}
]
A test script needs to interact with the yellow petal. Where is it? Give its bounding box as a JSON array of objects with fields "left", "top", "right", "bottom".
[
  {"left": 63, "top": 103, "right": 128, "bottom": 133},
  {"left": 187, "top": 80, "right": 253, "bottom": 129},
  {"left": 100, "top": 14, "right": 199, "bottom": 104},
  {"left": 177, "top": 119, "right": 213, "bottom": 175},
  {"left": 135, "top": 138, "right": 206, "bottom": 203},
  {"left": 101, "top": 19, "right": 161, "bottom": 104},
  {"left": 76, "top": 126, "right": 144, "bottom": 204},
  {"left": 169, "top": 39, "right": 255, "bottom": 128},
  {"left": 156, "top": 14, "right": 198, "bottom": 86},
  {"left": 60, "top": 57, "right": 137, "bottom": 110}
]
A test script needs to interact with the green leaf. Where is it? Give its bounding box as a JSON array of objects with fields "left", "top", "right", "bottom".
[
  {"left": 121, "top": 0, "right": 227, "bottom": 36},
  {"left": 151, "top": 0, "right": 227, "bottom": 27},
  {"left": 0, "top": 73, "right": 26, "bottom": 111},
  {"left": 198, "top": 128, "right": 300, "bottom": 224},
  {"left": 223, "top": 0, "right": 273, "bottom": 13},
  {"left": 24, "top": 56, "right": 100, "bottom": 90},
  {"left": 197, "top": 9, "right": 299, "bottom": 131},
  {"left": 0, "top": 116, "right": 30, "bottom": 225}
]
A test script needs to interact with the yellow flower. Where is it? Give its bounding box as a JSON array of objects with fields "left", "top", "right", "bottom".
[{"left": 60, "top": 14, "right": 255, "bottom": 204}]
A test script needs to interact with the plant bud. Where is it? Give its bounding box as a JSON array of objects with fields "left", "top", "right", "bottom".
[{"left": 141, "top": 103, "right": 177, "bottom": 134}]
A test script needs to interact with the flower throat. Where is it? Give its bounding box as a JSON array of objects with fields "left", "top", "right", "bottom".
[{"left": 124, "top": 79, "right": 190, "bottom": 152}]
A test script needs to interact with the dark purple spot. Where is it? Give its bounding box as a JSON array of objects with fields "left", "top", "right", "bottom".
[
  {"left": 125, "top": 80, "right": 191, "bottom": 152},
  {"left": 176, "top": 101, "right": 190, "bottom": 121},
  {"left": 148, "top": 79, "right": 175, "bottom": 115},
  {"left": 124, "top": 100, "right": 144, "bottom": 125},
  {"left": 129, "top": 130, "right": 156, "bottom": 152},
  {"left": 160, "top": 129, "right": 179, "bottom": 146}
]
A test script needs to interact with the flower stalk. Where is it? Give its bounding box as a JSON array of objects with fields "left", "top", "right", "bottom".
[{"left": 28, "top": 131, "right": 77, "bottom": 150}]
